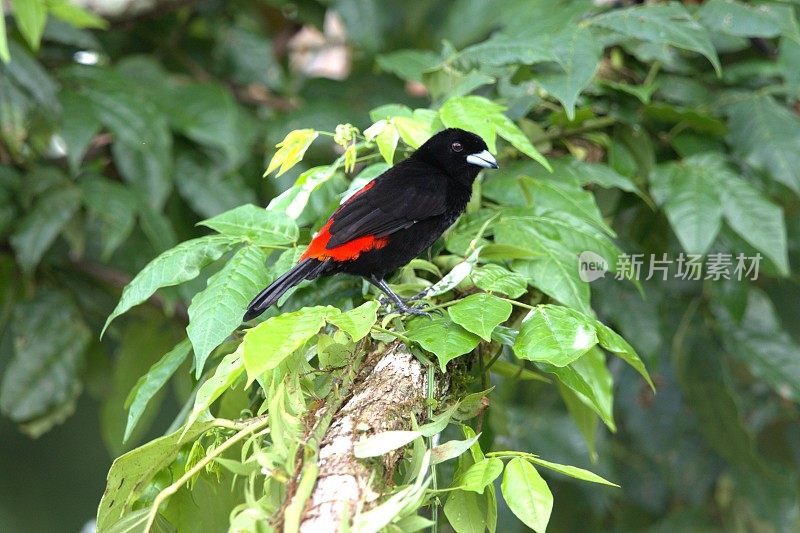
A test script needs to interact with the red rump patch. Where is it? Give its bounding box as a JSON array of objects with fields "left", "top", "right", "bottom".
[{"left": 300, "top": 180, "right": 388, "bottom": 262}]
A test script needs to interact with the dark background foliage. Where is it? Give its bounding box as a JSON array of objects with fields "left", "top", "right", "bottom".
[{"left": 1, "top": 0, "right": 799, "bottom": 531}]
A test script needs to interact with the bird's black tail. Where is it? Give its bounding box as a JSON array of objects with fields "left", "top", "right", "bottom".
[{"left": 244, "top": 259, "right": 326, "bottom": 321}]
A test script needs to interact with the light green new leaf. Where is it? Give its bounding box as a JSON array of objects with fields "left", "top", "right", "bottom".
[
  {"left": 727, "top": 95, "right": 800, "bottom": 194},
  {"left": 187, "top": 245, "right": 269, "bottom": 377},
  {"left": 353, "top": 430, "right": 422, "bottom": 458},
  {"left": 106, "top": 507, "right": 176, "bottom": 533},
  {"left": 10, "top": 186, "right": 81, "bottom": 273},
  {"left": 0, "top": 9, "right": 9, "bottom": 63},
  {"left": 199, "top": 204, "right": 299, "bottom": 247},
  {"left": 406, "top": 318, "right": 482, "bottom": 371},
  {"left": 432, "top": 434, "right": 481, "bottom": 464},
  {"left": 12, "top": 0, "right": 47, "bottom": 51},
  {"left": 513, "top": 305, "right": 598, "bottom": 366},
  {"left": 595, "top": 321, "right": 653, "bottom": 390},
  {"left": 536, "top": 25, "right": 603, "bottom": 120},
  {"left": 393, "top": 115, "right": 432, "bottom": 148},
  {"left": 649, "top": 155, "right": 723, "bottom": 255},
  {"left": 721, "top": 177, "right": 788, "bottom": 275},
  {"left": 123, "top": 339, "right": 191, "bottom": 443},
  {"left": 439, "top": 96, "right": 502, "bottom": 153},
  {"left": 501, "top": 458, "right": 553, "bottom": 533},
  {"left": 328, "top": 300, "right": 379, "bottom": 341},
  {"left": 448, "top": 293, "right": 512, "bottom": 341},
  {"left": 267, "top": 165, "right": 337, "bottom": 219},
  {"left": 184, "top": 348, "right": 245, "bottom": 431},
  {"left": 47, "top": 0, "right": 109, "bottom": 29},
  {"left": 97, "top": 422, "right": 213, "bottom": 531},
  {"left": 458, "top": 458, "right": 505, "bottom": 494},
  {"left": 592, "top": 3, "right": 721, "bottom": 75},
  {"left": 530, "top": 457, "right": 619, "bottom": 487},
  {"left": 471, "top": 264, "right": 528, "bottom": 298},
  {"left": 242, "top": 306, "right": 335, "bottom": 382},
  {"left": 492, "top": 113, "right": 551, "bottom": 170},
  {"left": 102, "top": 235, "right": 236, "bottom": 336},
  {"left": 265, "top": 129, "right": 319, "bottom": 177},
  {"left": 377, "top": 121, "right": 400, "bottom": 164}
]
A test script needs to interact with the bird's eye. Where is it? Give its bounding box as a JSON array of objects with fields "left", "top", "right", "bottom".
[{"left": 451, "top": 142, "right": 463, "bottom": 152}]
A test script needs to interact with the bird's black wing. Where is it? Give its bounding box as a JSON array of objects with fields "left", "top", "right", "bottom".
[{"left": 326, "top": 160, "right": 448, "bottom": 249}]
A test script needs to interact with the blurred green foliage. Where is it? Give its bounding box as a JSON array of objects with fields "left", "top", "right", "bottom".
[{"left": 1, "top": 0, "right": 800, "bottom": 531}]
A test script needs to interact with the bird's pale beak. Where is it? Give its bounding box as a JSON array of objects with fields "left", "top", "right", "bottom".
[{"left": 466, "top": 150, "right": 499, "bottom": 169}]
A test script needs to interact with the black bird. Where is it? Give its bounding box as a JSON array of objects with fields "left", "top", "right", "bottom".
[{"left": 244, "top": 128, "right": 498, "bottom": 321}]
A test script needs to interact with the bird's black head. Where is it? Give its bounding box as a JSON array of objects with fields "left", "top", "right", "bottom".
[{"left": 411, "top": 128, "right": 498, "bottom": 186}]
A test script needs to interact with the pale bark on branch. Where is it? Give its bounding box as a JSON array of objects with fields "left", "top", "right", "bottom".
[{"left": 298, "top": 342, "right": 446, "bottom": 532}]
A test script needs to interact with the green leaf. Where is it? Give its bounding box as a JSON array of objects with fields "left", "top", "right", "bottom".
[
  {"left": 698, "top": 0, "right": 798, "bottom": 40},
  {"left": 47, "top": 0, "right": 108, "bottom": 29},
  {"left": 448, "top": 293, "right": 513, "bottom": 341},
  {"left": 501, "top": 458, "right": 553, "bottom": 533},
  {"left": 0, "top": 9, "right": 9, "bottom": 63},
  {"left": 726, "top": 94, "right": 800, "bottom": 194},
  {"left": 649, "top": 154, "right": 723, "bottom": 255},
  {"left": 492, "top": 113, "right": 551, "bottom": 170},
  {"left": 471, "top": 264, "right": 528, "bottom": 298},
  {"left": 432, "top": 434, "right": 481, "bottom": 464},
  {"left": 375, "top": 121, "right": 400, "bottom": 164},
  {"left": 327, "top": 300, "right": 379, "bottom": 341},
  {"left": 529, "top": 457, "right": 618, "bottom": 487},
  {"left": 353, "top": 430, "right": 422, "bottom": 458},
  {"left": 266, "top": 165, "right": 337, "bottom": 219},
  {"left": 59, "top": 90, "right": 101, "bottom": 173},
  {"left": 184, "top": 348, "right": 245, "bottom": 430},
  {"left": 102, "top": 235, "right": 236, "bottom": 336},
  {"left": 439, "top": 96, "right": 503, "bottom": 153},
  {"left": 242, "top": 306, "right": 334, "bottom": 382},
  {"left": 513, "top": 305, "right": 598, "bottom": 366},
  {"left": 265, "top": 129, "right": 319, "bottom": 177},
  {"left": 96, "top": 422, "right": 213, "bottom": 531},
  {"left": 376, "top": 49, "right": 440, "bottom": 82},
  {"left": 5, "top": 40, "right": 58, "bottom": 108},
  {"left": 457, "top": 34, "right": 555, "bottom": 67},
  {"left": 406, "top": 317, "right": 482, "bottom": 371},
  {"left": 10, "top": 185, "right": 81, "bottom": 273},
  {"left": 174, "top": 152, "right": 257, "bottom": 218},
  {"left": 595, "top": 321, "right": 653, "bottom": 390},
  {"left": 445, "top": 488, "right": 489, "bottom": 533},
  {"left": 0, "top": 291, "right": 90, "bottom": 425},
  {"left": 82, "top": 179, "right": 136, "bottom": 260},
  {"left": 591, "top": 3, "right": 721, "bottom": 75},
  {"left": 721, "top": 176, "right": 788, "bottom": 275},
  {"left": 535, "top": 25, "right": 603, "bottom": 120},
  {"left": 188, "top": 245, "right": 269, "bottom": 377},
  {"left": 199, "top": 204, "right": 299, "bottom": 247},
  {"left": 458, "top": 458, "right": 504, "bottom": 494},
  {"left": 123, "top": 339, "right": 191, "bottom": 443},
  {"left": 12, "top": 0, "right": 47, "bottom": 50},
  {"left": 546, "top": 347, "right": 615, "bottom": 430},
  {"left": 106, "top": 507, "right": 176, "bottom": 533}
]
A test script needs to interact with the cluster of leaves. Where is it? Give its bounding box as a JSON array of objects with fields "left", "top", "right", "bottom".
[{"left": 2, "top": 0, "right": 800, "bottom": 531}]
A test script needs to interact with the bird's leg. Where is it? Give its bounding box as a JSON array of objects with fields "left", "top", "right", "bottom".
[
  {"left": 406, "top": 286, "right": 432, "bottom": 302},
  {"left": 370, "top": 277, "right": 431, "bottom": 318}
]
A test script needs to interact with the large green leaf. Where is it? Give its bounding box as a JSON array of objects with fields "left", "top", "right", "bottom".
[
  {"left": 591, "top": 3, "right": 721, "bottom": 75},
  {"left": 649, "top": 154, "right": 723, "bottom": 255},
  {"left": 327, "top": 300, "right": 379, "bottom": 341},
  {"left": 471, "top": 264, "right": 528, "bottom": 298},
  {"left": 406, "top": 317, "right": 482, "bottom": 371},
  {"left": 242, "top": 306, "right": 335, "bottom": 382},
  {"left": 535, "top": 25, "right": 603, "bottom": 120},
  {"left": 102, "top": 235, "right": 236, "bottom": 336},
  {"left": 514, "top": 305, "right": 598, "bottom": 366},
  {"left": 501, "top": 458, "right": 553, "bottom": 533},
  {"left": 439, "top": 96, "right": 502, "bottom": 153},
  {"left": 10, "top": 185, "right": 81, "bottom": 273},
  {"left": 545, "top": 347, "right": 615, "bottom": 430},
  {"left": 720, "top": 175, "right": 788, "bottom": 275},
  {"left": 59, "top": 90, "right": 101, "bottom": 173},
  {"left": 123, "top": 339, "right": 191, "bottom": 443},
  {"left": 726, "top": 95, "right": 800, "bottom": 194},
  {"left": 199, "top": 204, "right": 298, "bottom": 247},
  {"left": 187, "top": 245, "right": 270, "bottom": 376},
  {"left": 448, "top": 293, "right": 513, "bottom": 341},
  {"left": 0, "top": 291, "right": 90, "bottom": 428},
  {"left": 184, "top": 348, "right": 245, "bottom": 430},
  {"left": 458, "top": 458, "right": 505, "bottom": 494},
  {"left": 457, "top": 34, "right": 555, "bottom": 67},
  {"left": 97, "top": 422, "right": 213, "bottom": 531},
  {"left": 12, "top": 0, "right": 47, "bottom": 51},
  {"left": 82, "top": 179, "right": 137, "bottom": 260},
  {"left": 698, "top": 0, "right": 799, "bottom": 40}
]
